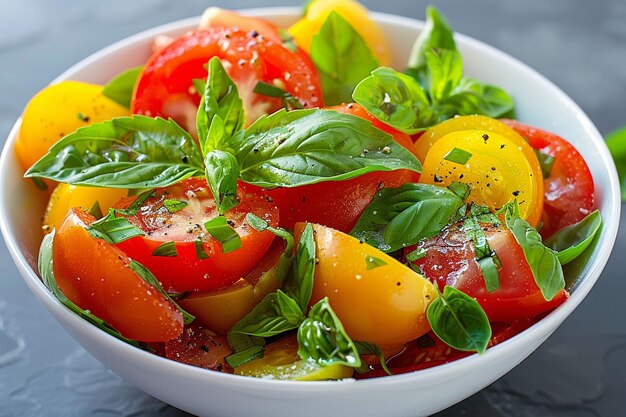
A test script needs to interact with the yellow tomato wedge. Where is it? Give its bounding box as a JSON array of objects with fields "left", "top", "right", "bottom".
[
  {"left": 43, "top": 184, "right": 128, "bottom": 234},
  {"left": 15, "top": 81, "right": 129, "bottom": 171},
  {"left": 234, "top": 335, "right": 353, "bottom": 380},
  {"left": 178, "top": 241, "right": 288, "bottom": 334},
  {"left": 288, "top": 0, "right": 391, "bottom": 66},
  {"left": 414, "top": 115, "right": 528, "bottom": 163},
  {"left": 420, "top": 129, "right": 544, "bottom": 227},
  {"left": 301, "top": 223, "right": 438, "bottom": 348}
]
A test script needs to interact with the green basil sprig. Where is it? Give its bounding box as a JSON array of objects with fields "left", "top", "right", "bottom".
[
  {"left": 427, "top": 285, "right": 492, "bottom": 353},
  {"left": 500, "top": 201, "right": 565, "bottom": 301},
  {"left": 25, "top": 116, "right": 204, "bottom": 188},
  {"left": 353, "top": 7, "right": 514, "bottom": 134},
  {"left": 311, "top": 11, "right": 378, "bottom": 106},
  {"left": 102, "top": 66, "right": 143, "bottom": 109},
  {"left": 606, "top": 126, "right": 626, "bottom": 201},
  {"left": 350, "top": 183, "right": 464, "bottom": 252},
  {"left": 297, "top": 297, "right": 361, "bottom": 368},
  {"left": 544, "top": 210, "right": 602, "bottom": 265},
  {"left": 38, "top": 231, "right": 142, "bottom": 347}
]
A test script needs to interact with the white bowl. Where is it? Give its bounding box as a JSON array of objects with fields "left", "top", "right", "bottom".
[{"left": 0, "top": 7, "right": 620, "bottom": 417}]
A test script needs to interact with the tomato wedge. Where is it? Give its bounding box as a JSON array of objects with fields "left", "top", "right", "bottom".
[
  {"left": 165, "top": 323, "right": 232, "bottom": 372},
  {"left": 53, "top": 208, "right": 183, "bottom": 342},
  {"left": 132, "top": 27, "right": 323, "bottom": 131},
  {"left": 407, "top": 223, "right": 568, "bottom": 322},
  {"left": 115, "top": 178, "right": 279, "bottom": 293},
  {"left": 501, "top": 119, "right": 595, "bottom": 238}
]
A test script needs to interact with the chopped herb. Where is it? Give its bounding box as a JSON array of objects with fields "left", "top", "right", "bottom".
[
  {"left": 444, "top": 147, "right": 472, "bottom": 165},
  {"left": 365, "top": 255, "right": 387, "bottom": 270},
  {"left": 447, "top": 181, "right": 470, "bottom": 200},
  {"left": 534, "top": 149, "right": 556, "bottom": 179},
  {"left": 406, "top": 246, "right": 428, "bottom": 262},
  {"left": 85, "top": 209, "right": 144, "bottom": 244},
  {"left": 77, "top": 112, "right": 90, "bottom": 122},
  {"left": 194, "top": 239, "right": 210, "bottom": 260},
  {"left": 116, "top": 189, "right": 155, "bottom": 216},
  {"left": 88, "top": 201, "right": 103, "bottom": 219},
  {"left": 253, "top": 81, "right": 303, "bottom": 110},
  {"left": 204, "top": 216, "right": 242, "bottom": 254},
  {"left": 463, "top": 216, "right": 500, "bottom": 292},
  {"left": 245, "top": 213, "right": 294, "bottom": 254},
  {"left": 32, "top": 177, "right": 48, "bottom": 191},
  {"left": 163, "top": 199, "right": 188, "bottom": 213},
  {"left": 226, "top": 345, "right": 265, "bottom": 368},
  {"left": 151, "top": 241, "right": 178, "bottom": 257},
  {"left": 278, "top": 28, "right": 298, "bottom": 53}
]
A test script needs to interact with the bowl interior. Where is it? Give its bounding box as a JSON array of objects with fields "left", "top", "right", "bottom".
[{"left": 0, "top": 7, "right": 620, "bottom": 417}]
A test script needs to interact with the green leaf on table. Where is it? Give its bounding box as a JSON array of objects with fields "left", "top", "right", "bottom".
[
  {"left": 25, "top": 116, "right": 204, "bottom": 189},
  {"left": 311, "top": 11, "right": 378, "bottom": 105},
  {"left": 38, "top": 231, "right": 141, "bottom": 346},
  {"left": 196, "top": 57, "right": 245, "bottom": 155},
  {"left": 102, "top": 66, "right": 143, "bottom": 109},
  {"left": 235, "top": 108, "right": 422, "bottom": 188},
  {"left": 204, "top": 149, "right": 240, "bottom": 214},
  {"left": 353, "top": 67, "right": 435, "bottom": 135},
  {"left": 284, "top": 223, "right": 316, "bottom": 311},
  {"left": 297, "top": 297, "right": 361, "bottom": 368},
  {"left": 606, "top": 126, "right": 626, "bottom": 201},
  {"left": 427, "top": 286, "right": 491, "bottom": 353},
  {"left": 350, "top": 183, "right": 464, "bottom": 252},
  {"left": 500, "top": 200, "right": 565, "bottom": 300},
  {"left": 544, "top": 210, "right": 602, "bottom": 265}
]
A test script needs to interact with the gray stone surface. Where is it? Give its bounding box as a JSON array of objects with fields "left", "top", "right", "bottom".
[{"left": 1, "top": 0, "right": 624, "bottom": 416}]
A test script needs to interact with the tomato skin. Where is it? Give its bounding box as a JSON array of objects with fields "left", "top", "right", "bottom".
[
  {"left": 259, "top": 103, "right": 420, "bottom": 232},
  {"left": 299, "top": 223, "right": 438, "bottom": 348},
  {"left": 132, "top": 28, "right": 323, "bottom": 130},
  {"left": 53, "top": 208, "right": 183, "bottom": 342},
  {"left": 408, "top": 224, "right": 568, "bottom": 322},
  {"left": 165, "top": 323, "right": 232, "bottom": 372},
  {"left": 199, "top": 8, "right": 282, "bottom": 44},
  {"left": 501, "top": 119, "right": 595, "bottom": 238},
  {"left": 115, "top": 178, "right": 279, "bottom": 294}
]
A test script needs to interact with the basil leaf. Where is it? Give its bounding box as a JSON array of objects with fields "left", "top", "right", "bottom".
[
  {"left": 88, "top": 201, "right": 103, "bottom": 219},
  {"left": 405, "top": 246, "right": 427, "bottom": 262},
  {"left": 245, "top": 213, "right": 295, "bottom": 255},
  {"left": 196, "top": 57, "right": 245, "bottom": 155},
  {"left": 115, "top": 189, "right": 154, "bottom": 216},
  {"left": 365, "top": 255, "right": 387, "bottom": 270},
  {"left": 350, "top": 183, "right": 463, "bottom": 252},
  {"left": 194, "top": 239, "right": 210, "bottom": 260},
  {"left": 534, "top": 149, "right": 556, "bottom": 179},
  {"left": 502, "top": 201, "right": 565, "bottom": 301},
  {"left": 151, "top": 241, "right": 178, "bottom": 257},
  {"left": 230, "top": 291, "right": 304, "bottom": 338},
  {"left": 253, "top": 81, "right": 303, "bottom": 111},
  {"left": 441, "top": 77, "right": 515, "bottom": 119},
  {"left": 427, "top": 286, "right": 491, "bottom": 353},
  {"left": 447, "top": 181, "right": 470, "bottom": 200},
  {"left": 406, "top": 6, "right": 456, "bottom": 77},
  {"left": 278, "top": 28, "right": 298, "bottom": 53},
  {"left": 226, "top": 345, "right": 265, "bottom": 368},
  {"left": 163, "top": 199, "right": 187, "bottom": 213},
  {"left": 606, "top": 126, "right": 626, "bottom": 201},
  {"left": 443, "top": 147, "right": 472, "bottom": 165},
  {"left": 311, "top": 11, "right": 378, "bottom": 106},
  {"left": 102, "top": 66, "right": 143, "bottom": 109},
  {"left": 25, "top": 116, "right": 204, "bottom": 188},
  {"left": 204, "top": 149, "right": 240, "bottom": 214},
  {"left": 85, "top": 209, "right": 144, "bottom": 244},
  {"left": 353, "top": 67, "right": 435, "bottom": 135},
  {"left": 354, "top": 341, "right": 393, "bottom": 376},
  {"left": 38, "top": 231, "right": 141, "bottom": 346},
  {"left": 463, "top": 216, "right": 500, "bottom": 292},
  {"left": 285, "top": 223, "right": 316, "bottom": 312},
  {"left": 204, "top": 215, "right": 242, "bottom": 254},
  {"left": 297, "top": 297, "right": 361, "bottom": 368},
  {"left": 544, "top": 210, "right": 602, "bottom": 265},
  {"left": 128, "top": 260, "right": 195, "bottom": 325},
  {"left": 236, "top": 108, "right": 421, "bottom": 188},
  {"left": 425, "top": 48, "right": 463, "bottom": 103}
]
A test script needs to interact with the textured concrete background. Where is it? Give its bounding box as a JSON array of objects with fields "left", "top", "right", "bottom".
[{"left": 1, "top": 1, "right": 625, "bottom": 416}]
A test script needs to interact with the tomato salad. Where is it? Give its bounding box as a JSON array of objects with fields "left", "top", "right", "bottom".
[{"left": 19, "top": 1, "right": 602, "bottom": 380}]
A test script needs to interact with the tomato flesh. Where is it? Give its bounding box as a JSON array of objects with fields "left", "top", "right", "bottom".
[
  {"left": 165, "top": 323, "right": 232, "bottom": 372},
  {"left": 53, "top": 208, "right": 183, "bottom": 342},
  {"left": 132, "top": 27, "right": 323, "bottom": 131},
  {"left": 115, "top": 178, "right": 279, "bottom": 293},
  {"left": 408, "top": 224, "right": 567, "bottom": 322},
  {"left": 501, "top": 119, "right": 595, "bottom": 238}
]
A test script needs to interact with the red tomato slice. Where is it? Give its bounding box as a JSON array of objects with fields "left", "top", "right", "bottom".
[
  {"left": 165, "top": 323, "right": 232, "bottom": 372},
  {"left": 115, "top": 178, "right": 279, "bottom": 294},
  {"left": 199, "top": 8, "right": 282, "bottom": 44},
  {"left": 407, "top": 224, "right": 568, "bottom": 322},
  {"left": 501, "top": 119, "right": 595, "bottom": 238},
  {"left": 132, "top": 27, "right": 323, "bottom": 131},
  {"left": 53, "top": 208, "right": 184, "bottom": 342},
  {"left": 255, "top": 103, "right": 420, "bottom": 232}
]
